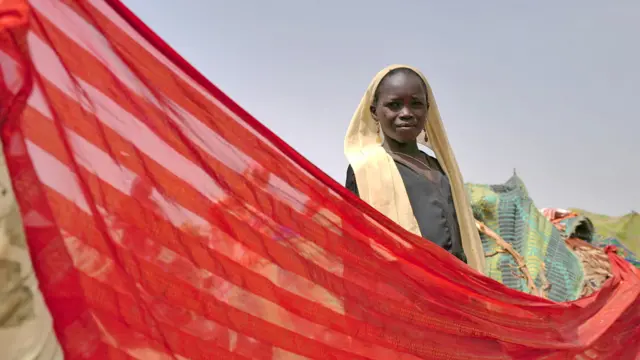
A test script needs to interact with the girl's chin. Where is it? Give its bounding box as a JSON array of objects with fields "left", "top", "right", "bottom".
[{"left": 393, "top": 132, "right": 421, "bottom": 143}]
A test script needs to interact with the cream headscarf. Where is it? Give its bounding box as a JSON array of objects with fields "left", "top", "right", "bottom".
[{"left": 344, "top": 64, "right": 485, "bottom": 272}]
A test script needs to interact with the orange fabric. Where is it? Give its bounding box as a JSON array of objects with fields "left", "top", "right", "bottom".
[
  {"left": 541, "top": 208, "right": 579, "bottom": 227},
  {"left": 0, "top": 1, "right": 639, "bottom": 359}
]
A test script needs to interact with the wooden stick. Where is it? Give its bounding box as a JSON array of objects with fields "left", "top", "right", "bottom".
[
  {"left": 539, "top": 263, "right": 551, "bottom": 298},
  {"left": 476, "top": 220, "right": 545, "bottom": 298}
]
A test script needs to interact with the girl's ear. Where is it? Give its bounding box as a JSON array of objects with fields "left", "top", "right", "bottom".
[{"left": 369, "top": 104, "right": 378, "bottom": 121}]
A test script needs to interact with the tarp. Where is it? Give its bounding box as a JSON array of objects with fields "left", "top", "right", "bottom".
[{"left": 0, "top": 0, "right": 639, "bottom": 359}]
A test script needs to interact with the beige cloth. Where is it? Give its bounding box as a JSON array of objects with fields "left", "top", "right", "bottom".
[
  {"left": 0, "top": 143, "right": 63, "bottom": 360},
  {"left": 344, "top": 65, "right": 485, "bottom": 272}
]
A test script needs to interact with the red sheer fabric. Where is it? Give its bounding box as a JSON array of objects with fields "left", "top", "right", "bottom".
[{"left": 0, "top": 1, "right": 639, "bottom": 359}]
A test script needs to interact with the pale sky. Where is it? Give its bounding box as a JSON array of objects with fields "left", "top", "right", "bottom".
[{"left": 121, "top": 0, "right": 639, "bottom": 216}]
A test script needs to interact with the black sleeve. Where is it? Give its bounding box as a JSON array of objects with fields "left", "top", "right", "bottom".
[
  {"left": 446, "top": 179, "right": 467, "bottom": 264},
  {"left": 345, "top": 165, "right": 360, "bottom": 197}
]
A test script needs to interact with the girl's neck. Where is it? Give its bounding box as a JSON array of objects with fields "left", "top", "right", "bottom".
[{"left": 383, "top": 138, "right": 421, "bottom": 157}]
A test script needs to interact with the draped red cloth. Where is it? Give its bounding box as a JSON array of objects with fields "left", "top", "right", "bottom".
[{"left": 0, "top": 1, "right": 639, "bottom": 359}]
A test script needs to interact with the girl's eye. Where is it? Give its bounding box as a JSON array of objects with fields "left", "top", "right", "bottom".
[{"left": 386, "top": 102, "right": 401, "bottom": 110}]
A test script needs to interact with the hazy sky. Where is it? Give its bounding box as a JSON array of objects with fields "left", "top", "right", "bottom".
[{"left": 121, "top": 0, "right": 639, "bottom": 216}]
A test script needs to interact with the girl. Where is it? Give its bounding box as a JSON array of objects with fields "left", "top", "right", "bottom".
[{"left": 344, "top": 65, "right": 485, "bottom": 271}]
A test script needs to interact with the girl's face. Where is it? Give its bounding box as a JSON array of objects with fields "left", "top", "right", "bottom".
[{"left": 370, "top": 71, "right": 428, "bottom": 144}]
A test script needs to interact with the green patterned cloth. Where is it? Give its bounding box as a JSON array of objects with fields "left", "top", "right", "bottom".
[{"left": 465, "top": 175, "right": 584, "bottom": 302}]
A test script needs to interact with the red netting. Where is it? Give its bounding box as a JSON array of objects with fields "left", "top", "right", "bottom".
[{"left": 0, "top": 1, "right": 639, "bottom": 359}]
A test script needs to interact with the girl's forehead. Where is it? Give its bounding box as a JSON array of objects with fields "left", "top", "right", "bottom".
[{"left": 378, "top": 74, "right": 427, "bottom": 96}]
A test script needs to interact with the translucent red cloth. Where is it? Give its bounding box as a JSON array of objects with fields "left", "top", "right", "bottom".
[{"left": 0, "top": 1, "right": 639, "bottom": 359}]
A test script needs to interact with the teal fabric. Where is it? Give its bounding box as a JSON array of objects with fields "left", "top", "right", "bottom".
[{"left": 465, "top": 175, "right": 584, "bottom": 302}]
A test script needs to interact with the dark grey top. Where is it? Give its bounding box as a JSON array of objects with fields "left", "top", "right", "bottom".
[{"left": 345, "top": 155, "right": 467, "bottom": 263}]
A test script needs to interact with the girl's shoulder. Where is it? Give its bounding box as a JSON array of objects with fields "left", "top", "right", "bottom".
[{"left": 423, "top": 153, "right": 445, "bottom": 174}]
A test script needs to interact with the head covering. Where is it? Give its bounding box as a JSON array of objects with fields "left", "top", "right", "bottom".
[{"left": 344, "top": 64, "right": 485, "bottom": 272}]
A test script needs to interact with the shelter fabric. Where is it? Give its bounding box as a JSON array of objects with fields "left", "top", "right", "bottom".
[
  {"left": 467, "top": 176, "right": 585, "bottom": 301},
  {"left": 0, "top": 1, "right": 639, "bottom": 359}
]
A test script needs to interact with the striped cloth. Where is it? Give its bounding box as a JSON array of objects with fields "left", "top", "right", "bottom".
[{"left": 0, "top": 1, "right": 639, "bottom": 359}]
